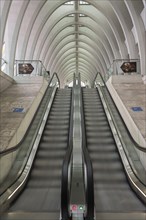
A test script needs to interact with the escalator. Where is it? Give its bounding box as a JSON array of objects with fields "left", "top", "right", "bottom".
[
  {"left": 82, "top": 88, "right": 145, "bottom": 220},
  {"left": 2, "top": 88, "right": 72, "bottom": 220}
]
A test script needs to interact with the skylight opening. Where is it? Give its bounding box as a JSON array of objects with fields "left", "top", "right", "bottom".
[
  {"left": 68, "top": 81, "right": 86, "bottom": 87},
  {"left": 68, "top": 13, "right": 74, "bottom": 17},
  {"left": 79, "top": 1, "right": 89, "bottom": 5},
  {"left": 81, "top": 81, "right": 86, "bottom": 87},
  {"left": 65, "top": 1, "right": 74, "bottom": 5},
  {"left": 79, "top": 13, "right": 86, "bottom": 17}
]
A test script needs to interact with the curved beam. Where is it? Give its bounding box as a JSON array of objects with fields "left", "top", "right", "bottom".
[
  {"left": 40, "top": 20, "right": 111, "bottom": 65},
  {"left": 47, "top": 33, "right": 109, "bottom": 70},
  {"left": 124, "top": 0, "right": 145, "bottom": 75},
  {"left": 48, "top": 37, "right": 107, "bottom": 74},
  {"left": 50, "top": 46, "right": 104, "bottom": 76},
  {"left": 55, "top": 52, "right": 97, "bottom": 74},
  {"left": 60, "top": 61, "right": 95, "bottom": 80},
  {"left": 58, "top": 57, "right": 95, "bottom": 76},
  {"left": 16, "top": 1, "right": 46, "bottom": 60},
  {"left": 42, "top": 15, "right": 115, "bottom": 66},
  {"left": 110, "top": 1, "right": 137, "bottom": 58},
  {"left": 5, "top": 0, "right": 30, "bottom": 75},
  {"left": 0, "top": 0, "right": 12, "bottom": 63},
  {"left": 25, "top": 0, "right": 68, "bottom": 59}
]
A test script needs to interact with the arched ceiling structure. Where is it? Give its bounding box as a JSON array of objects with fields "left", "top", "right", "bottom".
[{"left": 0, "top": 0, "right": 145, "bottom": 87}]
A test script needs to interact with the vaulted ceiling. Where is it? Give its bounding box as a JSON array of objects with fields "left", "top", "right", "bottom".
[{"left": 0, "top": 0, "right": 145, "bottom": 87}]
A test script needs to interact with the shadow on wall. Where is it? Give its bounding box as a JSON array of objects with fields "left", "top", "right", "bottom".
[
  {"left": 142, "top": 75, "right": 146, "bottom": 84},
  {"left": 0, "top": 71, "right": 14, "bottom": 93}
]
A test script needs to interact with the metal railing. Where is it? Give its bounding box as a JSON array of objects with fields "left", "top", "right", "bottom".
[
  {"left": 61, "top": 73, "right": 75, "bottom": 220},
  {"left": 79, "top": 73, "right": 95, "bottom": 220},
  {"left": 93, "top": 72, "right": 146, "bottom": 187},
  {"left": 61, "top": 73, "right": 95, "bottom": 219},
  {"left": 105, "top": 59, "right": 140, "bottom": 81},
  {"left": 0, "top": 73, "right": 60, "bottom": 198},
  {"left": 14, "top": 60, "right": 50, "bottom": 78}
]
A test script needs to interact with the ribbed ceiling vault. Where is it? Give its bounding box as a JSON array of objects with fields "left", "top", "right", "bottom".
[{"left": 0, "top": 0, "right": 145, "bottom": 87}]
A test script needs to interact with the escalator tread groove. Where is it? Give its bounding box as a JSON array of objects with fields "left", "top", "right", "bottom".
[
  {"left": 5, "top": 88, "right": 71, "bottom": 216},
  {"left": 82, "top": 88, "right": 145, "bottom": 213}
]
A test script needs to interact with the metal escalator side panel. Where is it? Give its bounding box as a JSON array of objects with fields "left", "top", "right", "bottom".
[
  {"left": 61, "top": 87, "right": 73, "bottom": 220},
  {"left": 0, "top": 85, "right": 57, "bottom": 212},
  {"left": 97, "top": 85, "right": 146, "bottom": 204},
  {"left": 81, "top": 87, "right": 95, "bottom": 220},
  {"left": 1, "top": 88, "right": 72, "bottom": 219},
  {"left": 82, "top": 88, "right": 145, "bottom": 214}
]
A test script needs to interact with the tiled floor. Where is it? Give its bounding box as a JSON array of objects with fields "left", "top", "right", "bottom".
[
  {"left": 113, "top": 82, "right": 146, "bottom": 142},
  {"left": 0, "top": 83, "right": 42, "bottom": 151},
  {"left": 1, "top": 76, "right": 145, "bottom": 151}
]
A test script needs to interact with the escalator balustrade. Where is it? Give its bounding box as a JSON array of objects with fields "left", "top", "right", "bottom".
[
  {"left": 82, "top": 88, "right": 145, "bottom": 215},
  {"left": 2, "top": 88, "right": 71, "bottom": 220}
]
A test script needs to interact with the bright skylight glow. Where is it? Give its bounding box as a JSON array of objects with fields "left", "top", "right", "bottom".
[
  {"left": 65, "top": 1, "right": 74, "bottom": 5},
  {"left": 68, "top": 81, "right": 86, "bottom": 87},
  {"left": 79, "top": 13, "right": 86, "bottom": 17},
  {"left": 68, "top": 14, "right": 74, "bottom": 17},
  {"left": 79, "top": 1, "right": 89, "bottom": 5}
]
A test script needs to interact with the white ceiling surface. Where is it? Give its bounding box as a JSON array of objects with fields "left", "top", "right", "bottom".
[{"left": 0, "top": 0, "right": 145, "bottom": 87}]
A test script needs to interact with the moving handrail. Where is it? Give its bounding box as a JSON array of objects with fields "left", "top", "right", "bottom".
[
  {"left": 93, "top": 72, "right": 146, "bottom": 153},
  {"left": 79, "top": 73, "right": 94, "bottom": 220},
  {"left": 93, "top": 72, "right": 146, "bottom": 199},
  {"left": 0, "top": 72, "right": 60, "bottom": 156},
  {"left": 0, "top": 73, "right": 60, "bottom": 196},
  {"left": 61, "top": 74, "right": 75, "bottom": 220}
]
